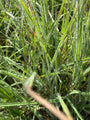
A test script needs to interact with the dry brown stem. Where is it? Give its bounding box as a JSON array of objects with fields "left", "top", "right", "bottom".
[{"left": 25, "top": 86, "right": 73, "bottom": 120}]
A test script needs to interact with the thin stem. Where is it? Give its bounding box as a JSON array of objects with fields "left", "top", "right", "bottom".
[{"left": 25, "top": 86, "right": 73, "bottom": 120}]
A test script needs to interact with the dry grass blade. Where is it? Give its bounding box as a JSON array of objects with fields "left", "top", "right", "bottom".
[{"left": 25, "top": 87, "right": 73, "bottom": 120}]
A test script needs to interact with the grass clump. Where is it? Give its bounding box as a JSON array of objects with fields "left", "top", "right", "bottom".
[{"left": 0, "top": 0, "right": 90, "bottom": 119}]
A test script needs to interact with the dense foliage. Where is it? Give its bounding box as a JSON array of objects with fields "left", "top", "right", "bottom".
[{"left": 0, "top": 0, "right": 90, "bottom": 119}]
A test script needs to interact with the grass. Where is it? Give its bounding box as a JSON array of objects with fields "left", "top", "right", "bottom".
[{"left": 0, "top": 0, "right": 90, "bottom": 119}]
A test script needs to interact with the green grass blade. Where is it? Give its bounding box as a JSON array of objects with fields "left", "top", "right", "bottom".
[
  {"left": 24, "top": 72, "right": 36, "bottom": 87},
  {"left": 58, "top": 95, "right": 72, "bottom": 119},
  {"left": 20, "top": 0, "right": 34, "bottom": 25},
  {"left": 67, "top": 98, "right": 84, "bottom": 120}
]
